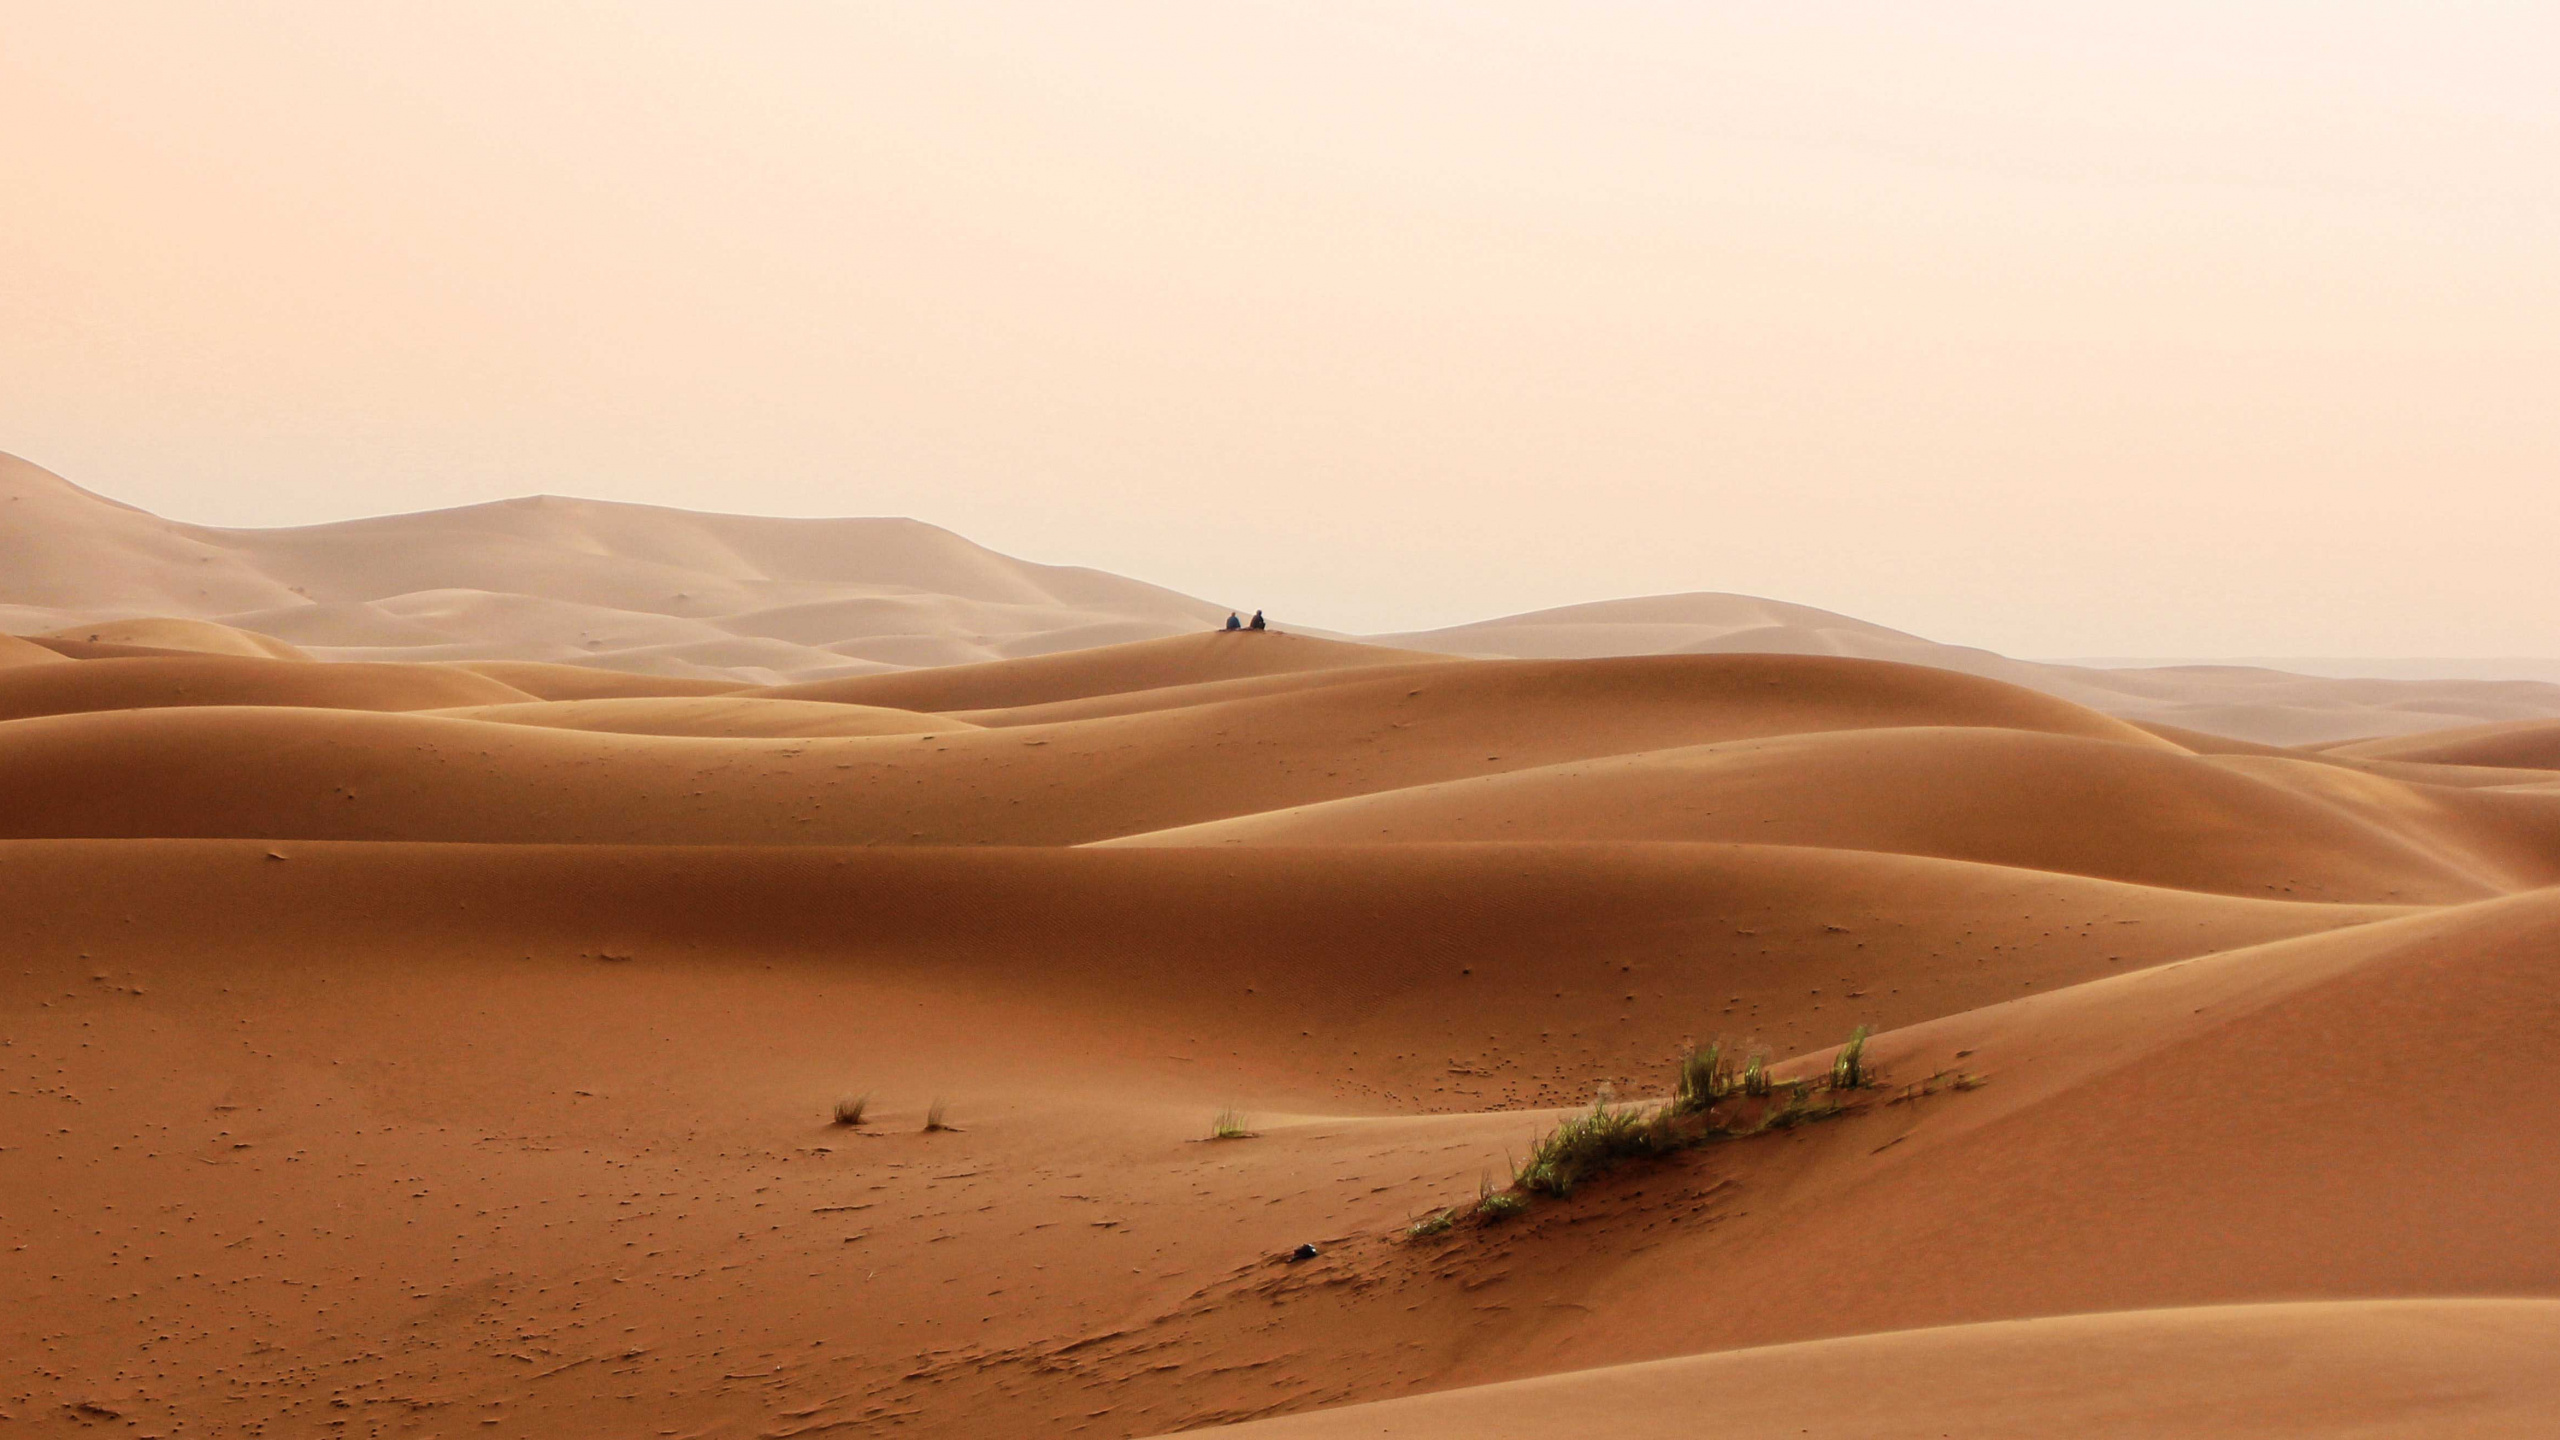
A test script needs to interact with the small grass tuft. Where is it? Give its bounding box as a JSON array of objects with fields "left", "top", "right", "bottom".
[
  {"left": 923, "top": 1098, "right": 952, "bottom": 1132},
  {"left": 1672, "top": 1043, "right": 1730, "bottom": 1115},
  {"left": 1740, "top": 1051, "right": 1773, "bottom": 1097},
  {"left": 1406, "top": 1208, "right": 1458, "bottom": 1238},
  {"left": 1514, "top": 1095, "right": 1674, "bottom": 1197},
  {"left": 831, "top": 1093, "right": 870, "bottom": 1127},
  {"left": 1830, "top": 1026, "right": 1873, "bottom": 1090},
  {"left": 1476, "top": 1190, "right": 1527, "bottom": 1222},
  {"left": 1208, "top": 1108, "right": 1255, "bottom": 1141}
]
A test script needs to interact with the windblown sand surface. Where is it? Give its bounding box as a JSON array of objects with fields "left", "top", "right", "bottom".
[{"left": 6, "top": 621, "right": 2560, "bottom": 1436}]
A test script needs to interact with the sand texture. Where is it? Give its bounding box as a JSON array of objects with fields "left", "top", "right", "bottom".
[{"left": 4, "top": 608, "right": 2559, "bottom": 1437}]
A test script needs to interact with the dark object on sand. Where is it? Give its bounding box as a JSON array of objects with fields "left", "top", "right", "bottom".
[{"left": 1288, "top": 1243, "right": 1319, "bottom": 1262}]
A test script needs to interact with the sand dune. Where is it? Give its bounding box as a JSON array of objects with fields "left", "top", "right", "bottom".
[
  {"left": 0, "top": 653, "right": 528, "bottom": 724},
  {"left": 0, "top": 629, "right": 70, "bottom": 669},
  {"left": 1, "top": 449, "right": 1225, "bottom": 680},
  {"left": 758, "top": 630, "right": 1452, "bottom": 711},
  {"left": 0, "top": 653, "right": 2181, "bottom": 847},
  {"left": 1110, "top": 725, "right": 2560, "bottom": 903},
  {"left": 1185, "top": 1300, "right": 2560, "bottom": 1438},
  {"left": 434, "top": 695, "right": 966, "bottom": 738},
  {"left": 8, "top": 543, "right": 2560, "bottom": 1436},
  {"left": 2332, "top": 717, "right": 2560, "bottom": 772},
  {"left": 1383, "top": 593, "right": 2560, "bottom": 745},
  {"left": 442, "top": 657, "right": 751, "bottom": 699},
  {"left": 35, "top": 614, "right": 313, "bottom": 660},
  {"left": 0, "top": 827, "right": 2509, "bottom": 1436},
  {"left": 13, "top": 449, "right": 2560, "bottom": 743}
]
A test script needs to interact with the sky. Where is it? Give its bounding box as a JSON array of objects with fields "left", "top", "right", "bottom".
[{"left": 3, "top": 2, "right": 2555, "bottom": 655}]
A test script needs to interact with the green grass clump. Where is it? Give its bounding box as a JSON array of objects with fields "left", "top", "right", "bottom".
[
  {"left": 1672, "top": 1043, "right": 1730, "bottom": 1114},
  {"left": 1514, "top": 1095, "right": 1676, "bottom": 1197},
  {"left": 1740, "top": 1051, "right": 1773, "bottom": 1097},
  {"left": 831, "top": 1093, "right": 870, "bottom": 1127},
  {"left": 1406, "top": 1208, "right": 1458, "bottom": 1238},
  {"left": 1207, "top": 1108, "right": 1255, "bottom": 1140},
  {"left": 1830, "top": 1026, "right": 1872, "bottom": 1090},
  {"left": 1476, "top": 1190, "right": 1527, "bottom": 1222}
]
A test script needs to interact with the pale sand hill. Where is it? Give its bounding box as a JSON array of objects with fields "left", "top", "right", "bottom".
[
  {"left": 12, "top": 448, "right": 2560, "bottom": 742},
  {"left": 1382, "top": 592, "right": 2560, "bottom": 745},
  {"left": 1, "top": 449, "right": 1224, "bottom": 681},
  {"left": 1185, "top": 1301, "right": 2560, "bottom": 1438},
  {"left": 2332, "top": 716, "right": 2560, "bottom": 771}
]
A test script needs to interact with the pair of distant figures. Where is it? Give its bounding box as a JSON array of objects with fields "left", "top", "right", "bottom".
[{"left": 1223, "top": 611, "right": 1266, "bottom": 632}]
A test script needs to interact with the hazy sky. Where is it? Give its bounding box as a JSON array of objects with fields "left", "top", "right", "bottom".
[{"left": 4, "top": 3, "right": 2555, "bottom": 653}]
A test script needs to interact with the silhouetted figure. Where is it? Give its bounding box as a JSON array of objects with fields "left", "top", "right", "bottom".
[
  {"left": 1224, "top": 612, "right": 1242, "bottom": 631},
  {"left": 1249, "top": 610, "right": 1266, "bottom": 631}
]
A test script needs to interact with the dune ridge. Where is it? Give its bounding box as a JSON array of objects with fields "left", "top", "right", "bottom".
[{"left": 12, "top": 448, "right": 2560, "bottom": 740}]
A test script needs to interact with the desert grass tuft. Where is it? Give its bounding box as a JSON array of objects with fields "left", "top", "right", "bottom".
[
  {"left": 1739, "top": 1051, "right": 1773, "bottom": 1097},
  {"left": 1406, "top": 1208, "right": 1458, "bottom": 1239},
  {"left": 1829, "top": 1025, "right": 1873, "bottom": 1090},
  {"left": 1672, "top": 1043, "right": 1731, "bottom": 1115},
  {"left": 923, "top": 1098, "right": 952, "bottom": 1133},
  {"left": 1513, "top": 1094, "right": 1675, "bottom": 1197},
  {"left": 831, "top": 1093, "right": 870, "bottom": 1127},
  {"left": 1475, "top": 1189, "right": 1527, "bottom": 1222},
  {"left": 1207, "top": 1107, "right": 1255, "bottom": 1141}
]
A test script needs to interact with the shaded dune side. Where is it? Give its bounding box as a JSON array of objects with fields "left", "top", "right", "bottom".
[
  {"left": 428, "top": 696, "right": 967, "bottom": 739},
  {"left": 1183, "top": 1300, "right": 2560, "bottom": 1440},
  {"left": 0, "top": 654, "right": 532, "bottom": 723},
  {"left": 757, "top": 630, "right": 1454, "bottom": 711},
  {"left": 0, "top": 838, "right": 2400, "bottom": 1107},
  {"left": 1107, "top": 726, "right": 2560, "bottom": 903},
  {"left": 0, "top": 655, "right": 2183, "bottom": 846}
]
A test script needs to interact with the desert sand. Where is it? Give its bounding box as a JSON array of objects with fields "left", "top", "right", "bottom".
[
  {"left": 8, "top": 467, "right": 2560, "bottom": 1436},
  {"left": 12, "top": 448, "right": 2560, "bottom": 742}
]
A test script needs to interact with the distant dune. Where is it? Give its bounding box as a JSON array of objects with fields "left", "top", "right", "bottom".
[{"left": 9, "top": 450, "right": 2559, "bottom": 743}]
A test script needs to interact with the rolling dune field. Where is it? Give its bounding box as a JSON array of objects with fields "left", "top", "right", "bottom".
[{"left": 6, "top": 616, "right": 2560, "bottom": 1437}]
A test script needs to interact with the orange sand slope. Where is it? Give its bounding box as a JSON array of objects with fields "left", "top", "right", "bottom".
[
  {"left": 1183, "top": 1301, "right": 2560, "bottom": 1439},
  {"left": 5, "top": 633, "right": 2560, "bottom": 1437},
  {"left": 429, "top": 695, "right": 966, "bottom": 738},
  {"left": 0, "top": 652, "right": 529, "bottom": 723}
]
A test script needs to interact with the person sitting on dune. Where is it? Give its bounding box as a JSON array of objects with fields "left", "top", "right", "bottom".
[
  {"left": 1249, "top": 610, "right": 1266, "bottom": 631},
  {"left": 1224, "top": 612, "right": 1242, "bottom": 631}
]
